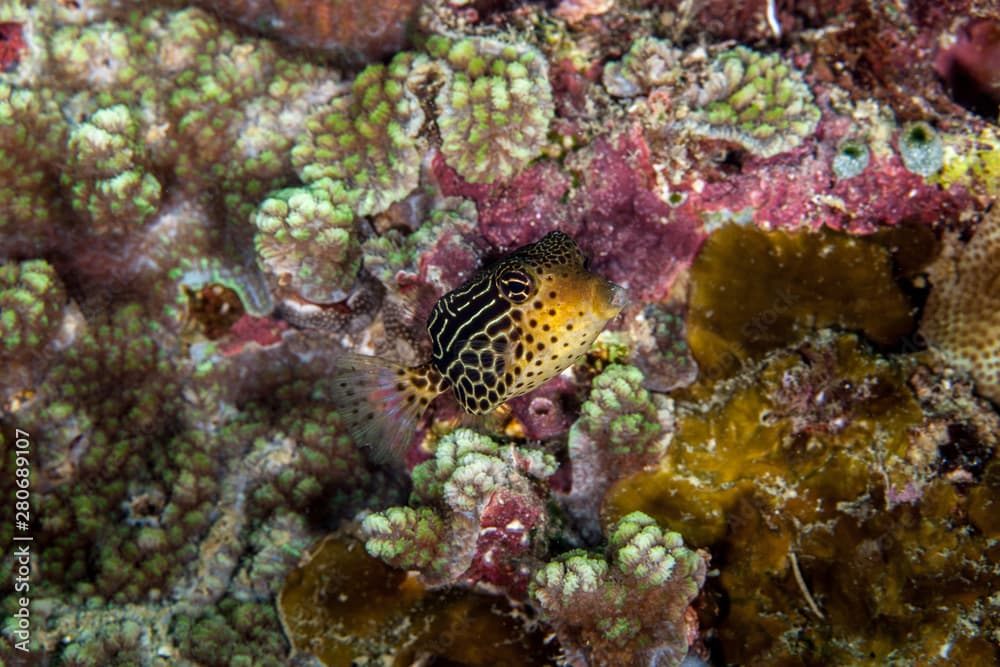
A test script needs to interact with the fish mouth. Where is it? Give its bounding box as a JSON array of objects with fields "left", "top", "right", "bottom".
[
  {"left": 608, "top": 282, "right": 629, "bottom": 310},
  {"left": 595, "top": 280, "right": 628, "bottom": 319}
]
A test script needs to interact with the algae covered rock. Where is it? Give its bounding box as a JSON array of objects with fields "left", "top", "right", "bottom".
[
  {"left": 687, "top": 224, "right": 916, "bottom": 378},
  {"left": 606, "top": 331, "right": 1000, "bottom": 665}
]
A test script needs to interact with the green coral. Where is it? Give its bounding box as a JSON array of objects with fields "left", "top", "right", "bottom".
[
  {"left": 564, "top": 363, "right": 668, "bottom": 541},
  {"left": 0, "top": 83, "right": 66, "bottom": 246},
  {"left": 253, "top": 180, "right": 361, "bottom": 303},
  {"left": 292, "top": 52, "right": 426, "bottom": 216},
  {"left": 0, "top": 259, "right": 66, "bottom": 360},
  {"left": 362, "top": 429, "right": 556, "bottom": 585},
  {"left": 429, "top": 35, "right": 554, "bottom": 183},
  {"left": 411, "top": 428, "right": 506, "bottom": 503},
  {"left": 575, "top": 364, "right": 662, "bottom": 458},
  {"left": 52, "top": 619, "right": 146, "bottom": 667},
  {"left": 170, "top": 597, "right": 288, "bottom": 667},
  {"left": 530, "top": 511, "right": 707, "bottom": 667},
  {"left": 48, "top": 19, "right": 158, "bottom": 110},
  {"left": 63, "top": 104, "right": 162, "bottom": 233},
  {"left": 363, "top": 506, "right": 455, "bottom": 575},
  {"left": 630, "top": 303, "right": 698, "bottom": 392},
  {"left": 22, "top": 303, "right": 184, "bottom": 602},
  {"left": 361, "top": 198, "right": 479, "bottom": 290},
  {"left": 245, "top": 386, "right": 372, "bottom": 518},
  {"left": 602, "top": 36, "right": 683, "bottom": 98},
  {"left": 164, "top": 11, "right": 334, "bottom": 223},
  {"left": 687, "top": 46, "right": 820, "bottom": 157}
]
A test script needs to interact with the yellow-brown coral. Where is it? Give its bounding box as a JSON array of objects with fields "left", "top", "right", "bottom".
[
  {"left": 920, "top": 206, "right": 1000, "bottom": 404},
  {"left": 278, "top": 533, "right": 556, "bottom": 666},
  {"left": 687, "top": 224, "right": 915, "bottom": 381},
  {"left": 605, "top": 332, "right": 1000, "bottom": 665}
]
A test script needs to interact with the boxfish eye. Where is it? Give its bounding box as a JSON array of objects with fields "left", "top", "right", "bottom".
[{"left": 498, "top": 268, "right": 533, "bottom": 303}]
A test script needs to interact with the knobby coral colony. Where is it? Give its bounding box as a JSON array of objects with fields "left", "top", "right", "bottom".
[{"left": 1, "top": 1, "right": 999, "bottom": 666}]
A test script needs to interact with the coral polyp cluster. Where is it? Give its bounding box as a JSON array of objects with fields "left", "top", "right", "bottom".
[
  {"left": 0, "top": 259, "right": 66, "bottom": 363},
  {"left": 292, "top": 53, "right": 426, "bottom": 216},
  {"left": 2, "top": 0, "right": 999, "bottom": 664},
  {"left": 64, "top": 104, "right": 162, "bottom": 234},
  {"left": 429, "top": 35, "right": 554, "bottom": 183},
  {"left": 531, "top": 511, "right": 706, "bottom": 666},
  {"left": 685, "top": 45, "right": 821, "bottom": 158},
  {"left": 921, "top": 206, "right": 1000, "bottom": 403},
  {"left": 362, "top": 428, "right": 557, "bottom": 591},
  {"left": 253, "top": 180, "right": 361, "bottom": 303}
]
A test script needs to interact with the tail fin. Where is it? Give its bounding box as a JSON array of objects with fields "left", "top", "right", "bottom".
[{"left": 328, "top": 353, "right": 445, "bottom": 463}]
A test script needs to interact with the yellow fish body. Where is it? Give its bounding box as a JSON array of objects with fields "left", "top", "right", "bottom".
[{"left": 331, "top": 231, "right": 627, "bottom": 459}]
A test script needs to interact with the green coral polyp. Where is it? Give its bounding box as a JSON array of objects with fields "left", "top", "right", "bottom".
[
  {"left": 687, "top": 46, "right": 820, "bottom": 157},
  {"left": 292, "top": 53, "right": 424, "bottom": 216},
  {"left": 253, "top": 181, "right": 361, "bottom": 303},
  {"left": 0, "top": 259, "right": 67, "bottom": 360},
  {"left": 64, "top": 104, "right": 161, "bottom": 233},
  {"left": 577, "top": 364, "right": 663, "bottom": 457},
  {"left": 362, "top": 429, "right": 556, "bottom": 585},
  {"left": 434, "top": 35, "right": 554, "bottom": 183},
  {"left": 529, "top": 512, "right": 706, "bottom": 665}
]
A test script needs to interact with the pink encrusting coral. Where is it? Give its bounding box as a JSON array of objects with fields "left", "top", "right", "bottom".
[
  {"left": 679, "top": 132, "right": 974, "bottom": 234},
  {"left": 0, "top": 21, "right": 25, "bottom": 72},
  {"left": 434, "top": 130, "right": 707, "bottom": 303}
]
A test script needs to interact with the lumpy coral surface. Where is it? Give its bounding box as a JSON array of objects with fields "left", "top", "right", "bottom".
[{"left": 1, "top": 1, "right": 998, "bottom": 666}]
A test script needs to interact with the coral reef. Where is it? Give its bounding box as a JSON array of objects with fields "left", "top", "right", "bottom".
[
  {"left": 531, "top": 511, "right": 707, "bottom": 667},
  {"left": 362, "top": 428, "right": 557, "bottom": 593},
  {"left": 683, "top": 45, "right": 821, "bottom": 158},
  {"left": 428, "top": 34, "right": 555, "bottom": 183},
  {"left": 606, "top": 331, "right": 1000, "bottom": 664},
  {"left": 921, "top": 206, "right": 1000, "bottom": 404},
  {"left": 291, "top": 53, "right": 426, "bottom": 216},
  {"left": 1, "top": 0, "right": 999, "bottom": 664}
]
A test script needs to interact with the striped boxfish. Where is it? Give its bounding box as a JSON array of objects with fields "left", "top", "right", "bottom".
[{"left": 330, "top": 231, "right": 627, "bottom": 460}]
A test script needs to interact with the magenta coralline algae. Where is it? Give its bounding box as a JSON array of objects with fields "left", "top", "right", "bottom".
[{"left": 435, "top": 131, "right": 706, "bottom": 302}]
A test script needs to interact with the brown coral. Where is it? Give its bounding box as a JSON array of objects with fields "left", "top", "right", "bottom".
[{"left": 921, "top": 206, "right": 1000, "bottom": 404}]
